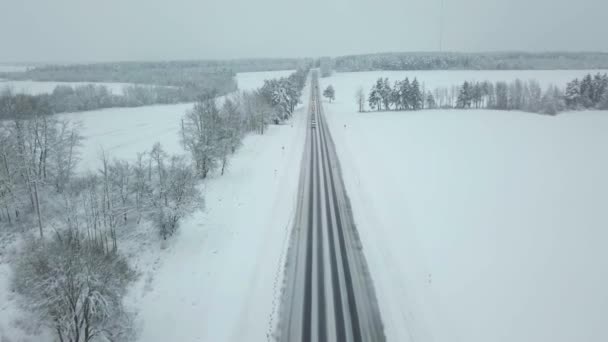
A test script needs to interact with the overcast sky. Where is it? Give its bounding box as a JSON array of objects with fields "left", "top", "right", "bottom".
[{"left": 1, "top": 0, "right": 606, "bottom": 63}]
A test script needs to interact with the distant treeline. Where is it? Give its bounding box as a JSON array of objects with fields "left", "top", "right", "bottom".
[
  {"left": 0, "top": 59, "right": 317, "bottom": 118},
  {"left": 364, "top": 73, "right": 608, "bottom": 115},
  {"left": 0, "top": 64, "right": 309, "bottom": 120},
  {"left": 0, "top": 59, "right": 309, "bottom": 85},
  {"left": 319, "top": 57, "right": 333, "bottom": 78},
  {"left": 335, "top": 52, "right": 608, "bottom": 72},
  {"left": 0, "top": 82, "right": 232, "bottom": 119}
]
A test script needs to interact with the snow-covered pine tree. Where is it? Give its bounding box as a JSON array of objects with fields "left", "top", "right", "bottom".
[
  {"left": 579, "top": 74, "right": 594, "bottom": 108},
  {"left": 368, "top": 84, "right": 382, "bottom": 111},
  {"left": 565, "top": 79, "right": 581, "bottom": 109},
  {"left": 592, "top": 73, "right": 608, "bottom": 106},
  {"left": 323, "top": 85, "right": 336, "bottom": 103},
  {"left": 599, "top": 87, "right": 608, "bottom": 110},
  {"left": 380, "top": 78, "right": 392, "bottom": 110},
  {"left": 369, "top": 78, "right": 384, "bottom": 111},
  {"left": 411, "top": 78, "right": 423, "bottom": 110},
  {"left": 391, "top": 81, "right": 402, "bottom": 110},
  {"left": 457, "top": 81, "right": 472, "bottom": 108},
  {"left": 400, "top": 78, "right": 411, "bottom": 110}
]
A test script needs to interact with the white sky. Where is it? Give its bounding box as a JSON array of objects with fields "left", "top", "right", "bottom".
[{"left": 0, "top": 0, "right": 606, "bottom": 62}]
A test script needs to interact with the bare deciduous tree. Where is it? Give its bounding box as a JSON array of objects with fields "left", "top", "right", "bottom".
[
  {"left": 355, "top": 87, "right": 365, "bottom": 112},
  {"left": 12, "top": 230, "right": 136, "bottom": 342}
]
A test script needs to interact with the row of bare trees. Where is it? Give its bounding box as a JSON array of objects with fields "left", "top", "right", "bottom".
[
  {"left": 0, "top": 112, "right": 202, "bottom": 340},
  {"left": 181, "top": 67, "right": 309, "bottom": 179},
  {"left": 0, "top": 81, "right": 235, "bottom": 120},
  {"left": 2, "top": 67, "right": 309, "bottom": 237},
  {"left": 0, "top": 113, "right": 137, "bottom": 341},
  {"left": 3, "top": 68, "right": 309, "bottom": 341},
  {"left": 0, "top": 116, "right": 81, "bottom": 231}
]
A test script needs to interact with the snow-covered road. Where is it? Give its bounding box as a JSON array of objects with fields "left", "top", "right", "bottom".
[{"left": 279, "top": 71, "right": 384, "bottom": 342}]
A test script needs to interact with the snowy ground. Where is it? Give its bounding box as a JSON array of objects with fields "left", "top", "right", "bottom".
[
  {"left": 58, "top": 103, "right": 193, "bottom": 172},
  {"left": 319, "top": 72, "right": 608, "bottom": 342},
  {"left": 133, "top": 79, "right": 308, "bottom": 342},
  {"left": 0, "top": 69, "right": 303, "bottom": 341}
]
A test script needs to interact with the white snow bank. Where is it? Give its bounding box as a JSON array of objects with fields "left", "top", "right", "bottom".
[{"left": 320, "top": 72, "right": 608, "bottom": 342}]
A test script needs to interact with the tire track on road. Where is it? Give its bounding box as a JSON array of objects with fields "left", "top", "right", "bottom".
[{"left": 279, "top": 71, "right": 386, "bottom": 342}]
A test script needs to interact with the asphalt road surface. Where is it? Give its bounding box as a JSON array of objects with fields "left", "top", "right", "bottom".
[{"left": 279, "top": 71, "right": 386, "bottom": 342}]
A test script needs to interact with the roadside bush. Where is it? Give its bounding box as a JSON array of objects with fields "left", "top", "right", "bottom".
[
  {"left": 148, "top": 144, "right": 203, "bottom": 239},
  {"left": 12, "top": 229, "right": 136, "bottom": 342}
]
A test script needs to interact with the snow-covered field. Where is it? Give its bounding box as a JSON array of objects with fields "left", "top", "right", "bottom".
[
  {"left": 330, "top": 69, "right": 608, "bottom": 92},
  {"left": 54, "top": 70, "right": 295, "bottom": 172},
  {"left": 58, "top": 103, "right": 192, "bottom": 172},
  {"left": 0, "top": 80, "right": 140, "bottom": 95},
  {"left": 319, "top": 72, "right": 608, "bottom": 342}
]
